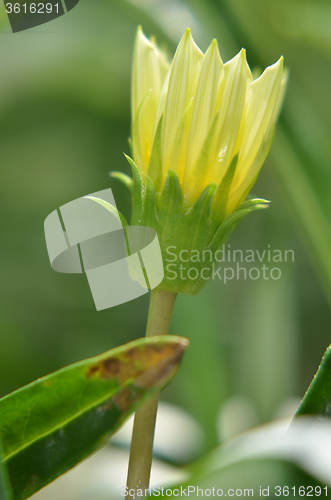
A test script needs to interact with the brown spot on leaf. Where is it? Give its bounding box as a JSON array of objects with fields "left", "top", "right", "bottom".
[
  {"left": 135, "top": 343, "right": 186, "bottom": 390},
  {"left": 85, "top": 339, "right": 189, "bottom": 390},
  {"left": 103, "top": 358, "right": 121, "bottom": 375},
  {"left": 113, "top": 387, "right": 141, "bottom": 412}
]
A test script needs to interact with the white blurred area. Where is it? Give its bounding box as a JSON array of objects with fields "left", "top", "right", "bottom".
[
  {"left": 210, "top": 418, "right": 331, "bottom": 487},
  {"left": 216, "top": 395, "right": 261, "bottom": 443},
  {"left": 32, "top": 446, "right": 188, "bottom": 500},
  {"left": 217, "top": 395, "right": 302, "bottom": 443},
  {"left": 112, "top": 401, "right": 204, "bottom": 463},
  {"left": 32, "top": 401, "right": 203, "bottom": 500}
]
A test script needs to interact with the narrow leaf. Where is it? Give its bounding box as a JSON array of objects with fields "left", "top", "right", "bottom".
[
  {"left": 295, "top": 345, "right": 331, "bottom": 418},
  {"left": 0, "top": 434, "right": 12, "bottom": 500},
  {"left": 0, "top": 336, "right": 189, "bottom": 500}
]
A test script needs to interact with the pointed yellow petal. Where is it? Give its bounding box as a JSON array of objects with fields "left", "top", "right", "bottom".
[
  {"left": 228, "top": 58, "right": 284, "bottom": 210},
  {"left": 152, "top": 70, "right": 170, "bottom": 139},
  {"left": 228, "top": 125, "right": 274, "bottom": 213},
  {"left": 236, "top": 57, "right": 284, "bottom": 175},
  {"left": 184, "top": 39, "right": 223, "bottom": 180},
  {"left": 272, "top": 67, "right": 289, "bottom": 123},
  {"left": 156, "top": 44, "right": 170, "bottom": 85},
  {"left": 131, "top": 27, "right": 169, "bottom": 169},
  {"left": 164, "top": 97, "right": 194, "bottom": 183},
  {"left": 162, "top": 28, "right": 203, "bottom": 166},
  {"left": 208, "top": 49, "right": 251, "bottom": 185}
]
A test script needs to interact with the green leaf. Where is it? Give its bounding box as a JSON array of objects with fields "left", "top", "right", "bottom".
[
  {"left": 295, "top": 345, "right": 331, "bottom": 418},
  {"left": 148, "top": 419, "right": 331, "bottom": 498},
  {"left": 270, "top": 128, "right": 331, "bottom": 307},
  {"left": 0, "top": 434, "right": 13, "bottom": 500},
  {"left": 0, "top": 335, "right": 189, "bottom": 500}
]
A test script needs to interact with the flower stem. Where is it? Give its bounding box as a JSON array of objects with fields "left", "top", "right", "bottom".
[{"left": 126, "top": 289, "right": 177, "bottom": 499}]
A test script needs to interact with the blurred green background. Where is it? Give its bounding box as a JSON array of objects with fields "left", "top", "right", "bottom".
[{"left": 1, "top": 0, "right": 331, "bottom": 466}]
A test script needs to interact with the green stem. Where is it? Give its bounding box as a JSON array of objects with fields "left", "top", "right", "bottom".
[{"left": 126, "top": 289, "right": 177, "bottom": 498}]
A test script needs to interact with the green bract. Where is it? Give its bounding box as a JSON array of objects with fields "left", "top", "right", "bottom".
[{"left": 113, "top": 156, "right": 269, "bottom": 295}]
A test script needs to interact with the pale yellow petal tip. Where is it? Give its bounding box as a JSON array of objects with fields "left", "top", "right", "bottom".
[
  {"left": 136, "top": 25, "right": 145, "bottom": 40},
  {"left": 135, "top": 25, "right": 157, "bottom": 50},
  {"left": 210, "top": 38, "right": 218, "bottom": 49},
  {"left": 179, "top": 27, "right": 191, "bottom": 44},
  {"left": 135, "top": 25, "right": 147, "bottom": 45},
  {"left": 225, "top": 47, "right": 247, "bottom": 68},
  {"left": 269, "top": 55, "right": 284, "bottom": 72},
  {"left": 253, "top": 55, "right": 284, "bottom": 86},
  {"left": 207, "top": 38, "right": 223, "bottom": 60}
]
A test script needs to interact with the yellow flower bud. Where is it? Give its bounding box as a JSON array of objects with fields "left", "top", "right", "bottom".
[
  {"left": 111, "top": 27, "right": 288, "bottom": 295},
  {"left": 131, "top": 27, "right": 287, "bottom": 216}
]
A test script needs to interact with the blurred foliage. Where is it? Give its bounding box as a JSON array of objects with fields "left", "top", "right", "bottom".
[{"left": 1, "top": 0, "right": 331, "bottom": 488}]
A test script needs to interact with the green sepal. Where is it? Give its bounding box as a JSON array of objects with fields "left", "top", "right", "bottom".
[
  {"left": 84, "top": 196, "right": 129, "bottom": 228},
  {"left": 207, "top": 208, "right": 253, "bottom": 254},
  {"left": 236, "top": 197, "right": 270, "bottom": 211},
  {"left": 124, "top": 154, "right": 144, "bottom": 225},
  {"left": 185, "top": 184, "right": 217, "bottom": 251},
  {"left": 109, "top": 171, "right": 133, "bottom": 193},
  {"left": 125, "top": 153, "right": 269, "bottom": 295},
  {"left": 159, "top": 169, "right": 184, "bottom": 214},
  {"left": 147, "top": 116, "right": 163, "bottom": 193},
  {"left": 186, "top": 183, "right": 217, "bottom": 220},
  {"left": 211, "top": 154, "right": 238, "bottom": 223},
  {"left": 140, "top": 175, "right": 160, "bottom": 231}
]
